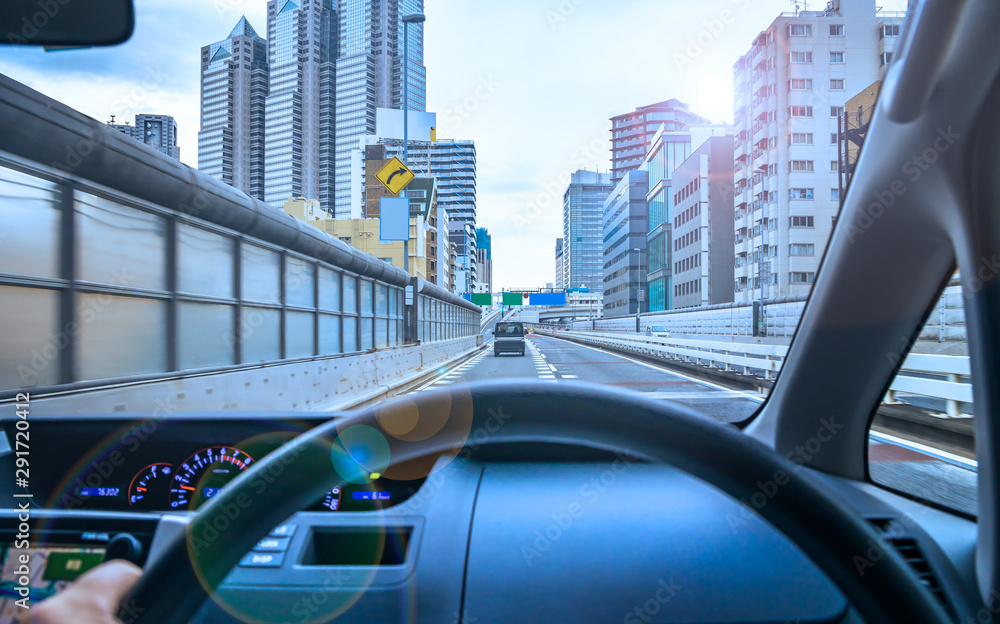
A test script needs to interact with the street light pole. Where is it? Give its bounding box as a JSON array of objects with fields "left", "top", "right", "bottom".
[
  {"left": 401, "top": 12, "right": 425, "bottom": 276},
  {"left": 632, "top": 247, "right": 644, "bottom": 315}
]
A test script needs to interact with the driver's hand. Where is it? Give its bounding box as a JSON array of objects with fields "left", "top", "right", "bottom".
[{"left": 28, "top": 560, "right": 142, "bottom": 624}]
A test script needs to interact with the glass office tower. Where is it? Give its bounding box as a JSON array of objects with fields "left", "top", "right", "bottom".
[{"left": 335, "top": 0, "right": 426, "bottom": 218}]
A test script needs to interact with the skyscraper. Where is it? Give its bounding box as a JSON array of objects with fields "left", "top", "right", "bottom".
[
  {"left": 263, "top": 0, "right": 338, "bottom": 213},
  {"left": 110, "top": 114, "right": 180, "bottom": 161},
  {"left": 732, "top": 0, "right": 905, "bottom": 302},
  {"left": 562, "top": 170, "right": 614, "bottom": 292},
  {"left": 335, "top": 0, "right": 427, "bottom": 218},
  {"left": 198, "top": 17, "right": 267, "bottom": 199}
]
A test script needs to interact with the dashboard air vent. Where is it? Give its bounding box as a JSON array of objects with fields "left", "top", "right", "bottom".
[{"left": 867, "top": 519, "right": 953, "bottom": 618}]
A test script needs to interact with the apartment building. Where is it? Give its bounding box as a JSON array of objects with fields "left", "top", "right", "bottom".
[{"left": 732, "top": 0, "right": 905, "bottom": 302}]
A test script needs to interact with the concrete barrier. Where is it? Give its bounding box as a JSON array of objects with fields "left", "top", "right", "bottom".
[{"left": 1, "top": 336, "right": 485, "bottom": 418}]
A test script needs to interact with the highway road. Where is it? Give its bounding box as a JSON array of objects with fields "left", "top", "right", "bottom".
[{"left": 412, "top": 333, "right": 978, "bottom": 517}]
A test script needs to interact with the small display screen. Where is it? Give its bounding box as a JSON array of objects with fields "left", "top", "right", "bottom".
[
  {"left": 0, "top": 544, "right": 105, "bottom": 622},
  {"left": 352, "top": 491, "right": 391, "bottom": 501},
  {"left": 79, "top": 487, "right": 122, "bottom": 498}
]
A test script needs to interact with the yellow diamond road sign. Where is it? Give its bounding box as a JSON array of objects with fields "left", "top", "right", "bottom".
[{"left": 375, "top": 157, "right": 415, "bottom": 195}]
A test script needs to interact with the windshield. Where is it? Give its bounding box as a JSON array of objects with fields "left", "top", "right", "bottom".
[
  {"left": 496, "top": 323, "right": 524, "bottom": 336},
  {"left": 0, "top": 0, "right": 973, "bottom": 516}
]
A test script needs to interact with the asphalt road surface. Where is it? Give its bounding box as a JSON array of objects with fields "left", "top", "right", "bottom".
[{"left": 412, "top": 333, "right": 978, "bottom": 517}]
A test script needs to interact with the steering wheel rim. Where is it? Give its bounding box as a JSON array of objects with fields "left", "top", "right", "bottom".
[{"left": 123, "top": 379, "right": 950, "bottom": 624}]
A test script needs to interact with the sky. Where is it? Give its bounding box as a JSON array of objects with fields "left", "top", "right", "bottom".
[{"left": 0, "top": 0, "right": 907, "bottom": 291}]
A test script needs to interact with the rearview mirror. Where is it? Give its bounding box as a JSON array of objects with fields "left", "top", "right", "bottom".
[{"left": 3, "top": 0, "right": 134, "bottom": 47}]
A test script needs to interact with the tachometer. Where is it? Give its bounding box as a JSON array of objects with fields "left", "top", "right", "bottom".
[
  {"left": 168, "top": 446, "right": 254, "bottom": 510},
  {"left": 128, "top": 462, "right": 173, "bottom": 510}
]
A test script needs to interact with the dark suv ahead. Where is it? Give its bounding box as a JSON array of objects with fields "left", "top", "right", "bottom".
[{"left": 494, "top": 322, "right": 526, "bottom": 356}]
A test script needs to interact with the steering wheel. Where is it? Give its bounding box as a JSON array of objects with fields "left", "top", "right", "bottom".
[{"left": 122, "top": 380, "right": 951, "bottom": 624}]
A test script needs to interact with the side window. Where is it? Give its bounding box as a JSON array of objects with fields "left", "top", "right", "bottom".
[{"left": 868, "top": 277, "right": 976, "bottom": 516}]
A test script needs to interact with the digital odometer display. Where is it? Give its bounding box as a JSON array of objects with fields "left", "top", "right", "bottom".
[{"left": 168, "top": 446, "right": 253, "bottom": 510}]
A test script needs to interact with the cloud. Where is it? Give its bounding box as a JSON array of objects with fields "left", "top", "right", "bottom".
[{"left": 0, "top": 0, "right": 910, "bottom": 292}]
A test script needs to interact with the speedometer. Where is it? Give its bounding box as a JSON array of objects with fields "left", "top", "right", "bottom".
[{"left": 168, "top": 446, "right": 254, "bottom": 510}]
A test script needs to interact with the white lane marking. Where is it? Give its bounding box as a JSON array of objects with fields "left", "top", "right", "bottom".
[
  {"left": 562, "top": 374, "right": 578, "bottom": 379},
  {"left": 532, "top": 335, "right": 765, "bottom": 403},
  {"left": 410, "top": 347, "right": 489, "bottom": 391},
  {"left": 869, "top": 431, "right": 978, "bottom": 470},
  {"left": 527, "top": 338, "right": 562, "bottom": 379}
]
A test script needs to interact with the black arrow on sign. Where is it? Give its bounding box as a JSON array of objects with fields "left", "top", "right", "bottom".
[{"left": 386, "top": 168, "right": 407, "bottom": 185}]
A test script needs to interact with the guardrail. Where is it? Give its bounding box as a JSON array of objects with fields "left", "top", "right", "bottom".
[
  {"left": 536, "top": 329, "right": 972, "bottom": 416},
  {"left": 567, "top": 285, "right": 966, "bottom": 341}
]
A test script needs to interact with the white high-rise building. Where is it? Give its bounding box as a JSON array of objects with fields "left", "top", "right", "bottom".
[{"left": 732, "top": 0, "right": 905, "bottom": 302}]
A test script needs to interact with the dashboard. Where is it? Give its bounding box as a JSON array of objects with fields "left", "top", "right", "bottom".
[{"left": 0, "top": 413, "right": 979, "bottom": 624}]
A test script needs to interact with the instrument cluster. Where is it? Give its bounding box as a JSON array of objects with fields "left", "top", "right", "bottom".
[{"left": 68, "top": 443, "right": 421, "bottom": 513}]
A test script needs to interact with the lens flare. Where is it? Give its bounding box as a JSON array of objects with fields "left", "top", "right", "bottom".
[{"left": 330, "top": 425, "right": 391, "bottom": 484}]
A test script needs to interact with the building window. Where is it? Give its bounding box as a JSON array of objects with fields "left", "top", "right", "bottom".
[
  {"left": 831, "top": 188, "right": 840, "bottom": 200},
  {"left": 789, "top": 24, "right": 812, "bottom": 36},
  {"left": 790, "top": 243, "right": 815, "bottom": 256},
  {"left": 830, "top": 79, "right": 845, "bottom": 90},
  {"left": 790, "top": 160, "right": 814, "bottom": 172},
  {"left": 790, "top": 132, "right": 813, "bottom": 145},
  {"left": 881, "top": 52, "right": 894, "bottom": 65},
  {"left": 790, "top": 51, "right": 813, "bottom": 63},
  {"left": 830, "top": 133, "right": 838, "bottom": 145},
  {"left": 831, "top": 106, "right": 845, "bottom": 117},
  {"left": 790, "top": 215, "right": 815, "bottom": 227},
  {"left": 790, "top": 78, "right": 813, "bottom": 90},
  {"left": 790, "top": 106, "right": 813, "bottom": 117},
  {"left": 881, "top": 24, "right": 900, "bottom": 38},
  {"left": 790, "top": 271, "right": 816, "bottom": 284},
  {"left": 830, "top": 51, "right": 845, "bottom": 63},
  {"left": 789, "top": 188, "right": 814, "bottom": 200},
  {"left": 830, "top": 24, "right": 845, "bottom": 36}
]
